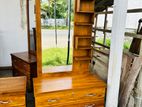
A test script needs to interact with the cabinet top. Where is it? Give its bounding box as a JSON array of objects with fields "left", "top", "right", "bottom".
[
  {"left": 11, "top": 51, "right": 36, "bottom": 64},
  {"left": 33, "top": 74, "right": 106, "bottom": 95}
]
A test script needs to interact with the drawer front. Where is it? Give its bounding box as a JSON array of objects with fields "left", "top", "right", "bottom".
[
  {"left": 36, "top": 100, "right": 104, "bottom": 107},
  {"left": 0, "top": 95, "right": 25, "bottom": 107},
  {"left": 35, "top": 91, "right": 74, "bottom": 106},
  {"left": 73, "top": 88, "right": 105, "bottom": 101},
  {"left": 12, "top": 57, "right": 30, "bottom": 73},
  {"left": 35, "top": 88, "right": 105, "bottom": 107}
]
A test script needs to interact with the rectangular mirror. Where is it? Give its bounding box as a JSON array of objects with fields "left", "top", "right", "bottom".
[{"left": 40, "top": 0, "right": 73, "bottom": 74}]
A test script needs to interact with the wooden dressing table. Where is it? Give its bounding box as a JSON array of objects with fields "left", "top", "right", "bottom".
[
  {"left": 33, "top": 0, "right": 106, "bottom": 106},
  {"left": 33, "top": 74, "right": 106, "bottom": 107}
]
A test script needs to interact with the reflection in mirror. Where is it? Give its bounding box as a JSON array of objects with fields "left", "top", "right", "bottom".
[
  {"left": 28, "top": 0, "right": 36, "bottom": 54},
  {"left": 40, "top": 0, "right": 73, "bottom": 74}
]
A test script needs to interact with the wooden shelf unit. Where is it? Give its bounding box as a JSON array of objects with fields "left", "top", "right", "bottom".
[
  {"left": 73, "top": 0, "right": 95, "bottom": 73},
  {"left": 76, "top": 0, "right": 94, "bottom": 13}
]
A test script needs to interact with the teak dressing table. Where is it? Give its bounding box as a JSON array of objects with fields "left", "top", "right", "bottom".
[{"left": 33, "top": 0, "right": 106, "bottom": 107}]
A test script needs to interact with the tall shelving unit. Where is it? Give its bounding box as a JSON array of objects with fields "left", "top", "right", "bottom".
[{"left": 73, "top": 0, "right": 95, "bottom": 74}]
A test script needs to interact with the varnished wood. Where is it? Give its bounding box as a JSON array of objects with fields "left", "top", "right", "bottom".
[
  {"left": 0, "top": 94, "right": 25, "bottom": 107},
  {"left": 11, "top": 52, "right": 37, "bottom": 91},
  {"left": 77, "top": 0, "right": 94, "bottom": 13},
  {"left": 0, "top": 76, "right": 26, "bottom": 94},
  {"left": 0, "top": 76, "right": 26, "bottom": 107},
  {"left": 35, "top": 0, "right": 42, "bottom": 77},
  {"left": 33, "top": 74, "right": 106, "bottom": 107},
  {"left": 73, "top": 0, "right": 95, "bottom": 74}
]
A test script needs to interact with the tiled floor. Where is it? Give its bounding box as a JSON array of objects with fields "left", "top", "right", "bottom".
[{"left": 0, "top": 70, "right": 34, "bottom": 107}]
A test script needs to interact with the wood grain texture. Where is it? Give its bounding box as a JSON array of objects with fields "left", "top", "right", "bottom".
[
  {"left": 119, "top": 56, "right": 142, "bottom": 107},
  {"left": 0, "top": 76, "right": 26, "bottom": 94},
  {"left": 34, "top": 74, "right": 106, "bottom": 107},
  {"left": 11, "top": 52, "right": 37, "bottom": 91},
  {"left": 0, "top": 94, "right": 25, "bottom": 107}
]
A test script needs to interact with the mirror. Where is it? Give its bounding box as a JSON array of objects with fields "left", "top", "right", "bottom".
[
  {"left": 27, "top": 0, "right": 36, "bottom": 55},
  {"left": 40, "top": 0, "right": 73, "bottom": 74}
]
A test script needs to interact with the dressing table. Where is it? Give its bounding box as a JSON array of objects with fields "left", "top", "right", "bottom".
[{"left": 33, "top": 0, "right": 106, "bottom": 106}]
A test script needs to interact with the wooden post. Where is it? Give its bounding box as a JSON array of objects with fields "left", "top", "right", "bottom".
[
  {"left": 106, "top": 0, "right": 128, "bottom": 106},
  {"left": 103, "top": 7, "right": 108, "bottom": 45}
]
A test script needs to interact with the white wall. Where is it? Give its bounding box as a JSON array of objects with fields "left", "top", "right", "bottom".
[{"left": 0, "top": 0, "right": 28, "bottom": 66}]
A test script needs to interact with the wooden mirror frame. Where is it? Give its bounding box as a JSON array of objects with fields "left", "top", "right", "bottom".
[
  {"left": 35, "top": 0, "right": 42, "bottom": 76},
  {"left": 34, "top": 0, "right": 94, "bottom": 77}
]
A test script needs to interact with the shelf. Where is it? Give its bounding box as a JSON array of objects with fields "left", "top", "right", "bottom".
[
  {"left": 74, "top": 56, "right": 91, "bottom": 61},
  {"left": 77, "top": 11, "right": 94, "bottom": 13},
  {"left": 76, "top": 0, "right": 94, "bottom": 13},
  {"left": 77, "top": 46, "right": 92, "bottom": 50},
  {"left": 75, "top": 36, "right": 92, "bottom": 49},
  {"left": 75, "top": 22, "right": 93, "bottom": 26}
]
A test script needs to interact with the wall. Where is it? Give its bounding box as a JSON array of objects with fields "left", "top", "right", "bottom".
[{"left": 0, "top": 0, "right": 28, "bottom": 66}]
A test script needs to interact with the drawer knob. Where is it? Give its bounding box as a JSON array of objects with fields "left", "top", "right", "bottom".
[
  {"left": 47, "top": 99, "right": 58, "bottom": 103},
  {"left": 85, "top": 93, "right": 96, "bottom": 97},
  {"left": 0, "top": 100, "right": 11, "bottom": 104},
  {"left": 85, "top": 104, "right": 95, "bottom": 107}
]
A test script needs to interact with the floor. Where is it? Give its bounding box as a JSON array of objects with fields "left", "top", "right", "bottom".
[{"left": 0, "top": 70, "right": 34, "bottom": 107}]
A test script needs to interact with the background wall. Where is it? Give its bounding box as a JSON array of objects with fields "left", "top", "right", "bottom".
[{"left": 0, "top": 0, "right": 28, "bottom": 66}]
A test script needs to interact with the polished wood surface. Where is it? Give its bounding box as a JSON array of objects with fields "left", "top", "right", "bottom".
[
  {"left": 11, "top": 52, "right": 36, "bottom": 63},
  {"left": 11, "top": 52, "right": 37, "bottom": 91},
  {"left": 35, "top": 0, "right": 42, "bottom": 76},
  {"left": 34, "top": 74, "right": 106, "bottom": 107},
  {"left": 0, "top": 94, "right": 25, "bottom": 107},
  {"left": 0, "top": 76, "right": 26, "bottom": 107},
  {"left": 73, "top": 0, "right": 95, "bottom": 74},
  {"left": 0, "top": 76, "right": 26, "bottom": 94}
]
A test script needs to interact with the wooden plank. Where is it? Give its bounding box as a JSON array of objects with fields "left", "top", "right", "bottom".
[
  {"left": 35, "top": 0, "right": 42, "bottom": 76},
  {"left": 94, "top": 28, "right": 142, "bottom": 39},
  {"left": 106, "top": 0, "right": 128, "bottom": 106},
  {"left": 119, "top": 56, "right": 142, "bottom": 107},
  {"left": 96, "top": 8, "right": 142, "bottom": 14},
  {"left": 93, "top": 41, "right": 110, "bottom": 49}
]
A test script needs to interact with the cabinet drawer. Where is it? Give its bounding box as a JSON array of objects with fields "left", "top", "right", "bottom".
[
  {"left": 0, "top": 95, "right": 25, "bottom": 107},
  {"left": 73, "top": 88, "right": 105, "bottom": 101},
  {"left": 36, "top": 100, "right": 104, "bottom": 107},
  {"left": 35, "top": 91, "right": 74, "bottom": 106},
  {"left": 35, "top": 88, "right": 105, "bottom": 107},
  {"left": 12, "top": 57, "right": 30, "bottom": 73}
]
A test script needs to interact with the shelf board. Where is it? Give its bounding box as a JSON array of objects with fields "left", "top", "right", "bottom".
[
  {"left": 77, "top": 46, "right": 92, "bottom": 50},
  {"left": 75, "top": 22, "right": 93, "bottom": 26},
  {"left": 76, "top": 36, "right": 92, "bottom": 39},
  {"left": 74, "top": 56, "right": 91, "bottom": 61},
  {"left": 76, "top": 11, "right": 94, "bottom": 13}
]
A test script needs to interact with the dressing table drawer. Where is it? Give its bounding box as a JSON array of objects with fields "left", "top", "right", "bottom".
[
  {"left": 73, "top": 88, "right": 105, "bottom": 101},
  {"left": 35, "top": 91, "right": 74, "bottom": 106},
  {"left": 0, "top": 95, "right": 25, "bottom": 107},
  {"left": 35, "top": 88, "right": 105, "bottom": 107}
]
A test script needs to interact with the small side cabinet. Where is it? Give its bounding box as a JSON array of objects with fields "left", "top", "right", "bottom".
[{"left": 11, "top": 52, "right": 37, "bottom": 91}]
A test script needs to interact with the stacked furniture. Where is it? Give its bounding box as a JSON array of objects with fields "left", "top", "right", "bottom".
[
  {"left": 0, "top": 76, "right": 26, "bottom": 107},
  {"left": 33, "top": 0, "right": 106, "bottom": 107}
]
